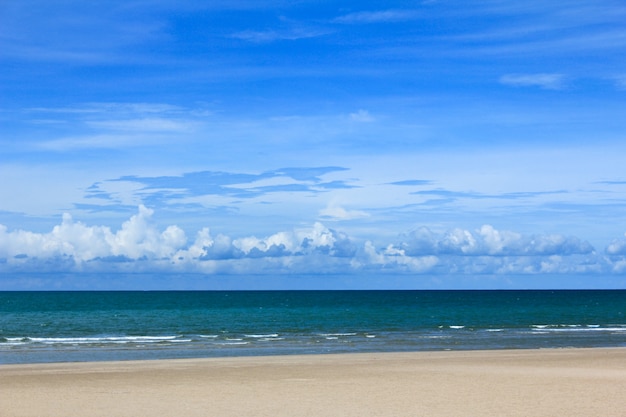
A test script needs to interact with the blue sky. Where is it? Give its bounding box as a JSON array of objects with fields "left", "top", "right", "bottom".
[{"left": 2, "top": 0, "right": 626, "bottom": 289}]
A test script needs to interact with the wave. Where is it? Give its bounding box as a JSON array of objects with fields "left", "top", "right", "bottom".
[
  {"left": 531, "top": 327, "right": 626, "bottom": 333},
  {"left": 244, "top": 334, "right": 279, "bottom": 338},
  {"left": 3, "top": 323, "right": 626, "bottom": 363},
  {"left": 529, "top": 324, "right": 626, "bottom": 332},
  {"left": 1, "top": 335, "right": 185, "bottom": 346},
  {"left": 3, "top": 324, "right": 625, "bottom": 347}
]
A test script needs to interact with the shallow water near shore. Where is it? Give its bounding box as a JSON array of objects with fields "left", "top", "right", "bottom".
[{"left": 1, "top": 290, "right": 625, "bottom": 364}]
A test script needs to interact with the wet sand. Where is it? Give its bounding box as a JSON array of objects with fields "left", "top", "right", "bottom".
[{"left": 2, "top": 348, "right": 625, "bottom": 417}]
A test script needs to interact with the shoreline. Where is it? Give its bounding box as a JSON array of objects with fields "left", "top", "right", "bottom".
[
  {"left": 2, "top": 345, "right": 626, "bottom": 367},
  {"left": 2, "top": 347, "right": 625, "bottom": 416}
]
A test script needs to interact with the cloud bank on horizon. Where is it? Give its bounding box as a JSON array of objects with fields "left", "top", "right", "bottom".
[
  {"left": 2, "top": 0, "right": 626, "bottom": 288},
  {"left": 2, "top": 205, "right": 626, "bottom": 277}
]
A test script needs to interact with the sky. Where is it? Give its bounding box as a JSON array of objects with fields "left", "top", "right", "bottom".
[{"left": 2, "top": 0, "right": 626, "bottom": 289}]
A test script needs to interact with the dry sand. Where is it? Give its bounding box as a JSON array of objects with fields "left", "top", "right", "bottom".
[{"left": 2, "top": 348, "right": 626, "bottom": 417}]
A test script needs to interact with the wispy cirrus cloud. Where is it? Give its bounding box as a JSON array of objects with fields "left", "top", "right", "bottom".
[
  {"left": 0, "top": 3, "right": 168, "bottom": 63},
  {"left": 85, "top": 118, "right": 195, "bottom": 132},
  {"left": 412, "top": 188, "right": 566, "bottom": 200},
  {"left": 318, "top": 202, "right": 369, "bottom": 221},
  {"left": 333, "top": 9, "right": 420, "bottom": 24},
  {"left": 349, "top": 109, "right": 376, "bottom": 122},
  {"left": 230, "top": 17, "right": 332, "bottom": 43},
  {"left": 24, "top": 102, "right": 204, "bottom": 151},
  {"left": 595, "top": 180, "right": 626, "bottom": 185},
  {"left": 85, "top": 167, "right": 354, "bottom": 207},
  {"left": 499, "top": 73, "right": 566, "bottom": 90},
  {"left": 230, "top": 27, "right": 331, "bottom": 42},
  {"left": 26, "top": 103, "right": 187, "bottom": 115},
  {"left": 614, "top": 75, "right": 626, "bottom": 90},
  {"left": 389, "top": 179, "right": 433, "bottom": 186},
  {"left": 38, "top": 134, "right": 158, "bottom": 151}
]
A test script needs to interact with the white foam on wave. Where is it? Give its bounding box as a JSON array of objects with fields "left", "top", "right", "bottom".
[
  {"left": 528, "top": 324, "right": 626, "bottom": 333},
  {"left": 214, "top": 341, "right": 249, "bottom": 346},
  {"left": 18, "top": 335, "right": 181, "bottom": 345},
  {"left": 244, "top": 334, "right": 279, "bottom": 338},
  {"left": 317, "top": 332, "right": 357, "bottom": 337},
  {"left": 544, "top": 327, "right": 626, "bottom": 333},
  {"left": 2, "top": 337, "right": 29, "bottom": 346},
  {"left": 121, "top": 336, "right": 178, "bottom": 341},
  {"left": 449, "top": 326, "right": 465, "bottom": 329}
]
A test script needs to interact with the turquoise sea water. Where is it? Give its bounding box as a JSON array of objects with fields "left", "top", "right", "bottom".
[{"left": 1, "top": 290, "right": 625, "bottom": 364}]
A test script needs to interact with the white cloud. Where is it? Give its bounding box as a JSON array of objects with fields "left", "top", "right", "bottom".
[
  {"left": 28, "top": 102, "right": 185, "bottom": 115},
  {"left": 0, "top": 206, "right": 187, "bottom": 265},
  {"left": 334, "top": 10, "right": 419, "bottom": 24},
  {"left": 37, "top": 134, "right": 150, "bottom": 151},
  {"left": 349, "top": 109, "right": 375, "bottom": 122},
  {"left": 0, "top": 208, "right": 620, "bottom": 276},
  {"left": 606, "top": 233, "right": 626, "bottom": 256},
  {"left": 230, "top": 26, "right": 331, "bottom": 43},
  {"left": 319, "top": 203, "right": 369, "bottom": 221},
  {"left": 29, "top": 102, "right": 203, "bottom": 151},
  {"left": 396, "top": 225, "right": 594, "bottom": 257},
  {"left": 226, "top": 222, "right": 355, "bottom": 258},
  {"left": 499, "top": 73, "right": 565, "bottom": 90},
  {"left": 614, "top": 76, "right": 626, "bottom": 90},
  {"left": 86, "top": 118, "right": 195, "bottom": 132},
  {"left": 360, "top": 241, "right": 439, "bottom": 272},
  {"left": 106, "top": 206, "right": 187, "bottom": 259}
]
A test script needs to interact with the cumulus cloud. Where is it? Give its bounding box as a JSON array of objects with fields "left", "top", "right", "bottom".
[
  {"left": 606, "top": 233, "right": 626, "bottom": 255},
  {"left": 358, "top": 241, "right": 439, "bottom": 272},
  {"left": 0, "top": 206, "right": 187, "bottom": 265},
  {"left": 0, "top": 208, "right": 619, "bottom": 275},
  {"left": 604, "top": 233, "right": 626, "bottom": 273},
  {"left": 0, "top": 207, "right": 356, "bottom": 273},
  {"left": 375, "top": 225, "right": 600, "bottom": 274},
  {"left": 396, "top": 225, "right": 593, "bottom": 257}
]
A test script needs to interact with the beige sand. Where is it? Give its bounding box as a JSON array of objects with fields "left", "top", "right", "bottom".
[{"left": 2, "top": 348, "right": 625, "bottom": 417}]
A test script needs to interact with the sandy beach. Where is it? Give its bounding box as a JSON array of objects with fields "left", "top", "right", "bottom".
[{"left": 2, "top": 348, "right": 625, "bottom": 417}]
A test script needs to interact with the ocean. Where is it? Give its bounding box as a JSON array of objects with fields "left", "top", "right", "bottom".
[{"left": 1, "top": 290, "right": 625, "bottom": 364}]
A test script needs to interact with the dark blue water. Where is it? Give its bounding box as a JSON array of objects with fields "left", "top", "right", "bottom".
[{"left": 1, "top": 290, "right": 625, "bottom": 364}]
